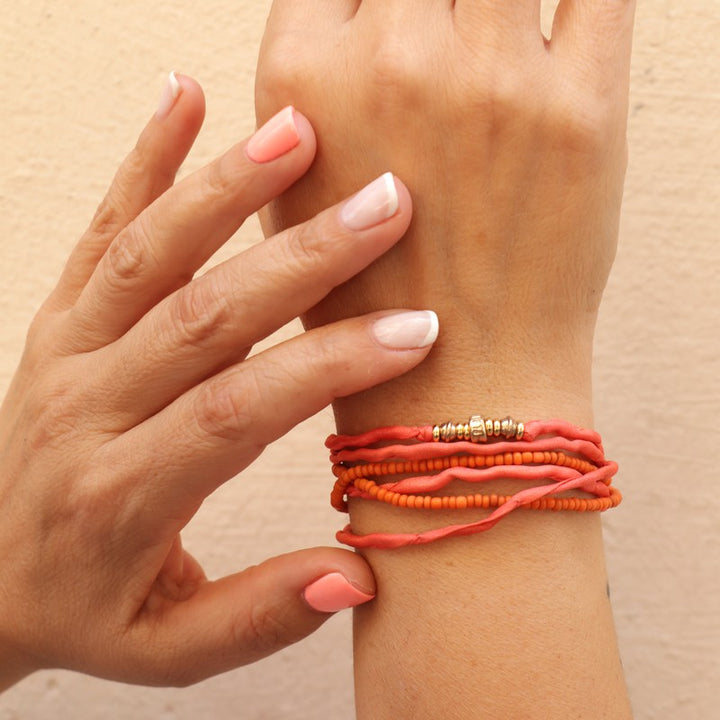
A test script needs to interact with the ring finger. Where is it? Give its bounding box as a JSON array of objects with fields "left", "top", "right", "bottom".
[{"left": 64, "top": 106, "right": 316, "bottom": 352}]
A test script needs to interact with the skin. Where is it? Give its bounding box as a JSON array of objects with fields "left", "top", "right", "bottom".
[
  {"left": 0, "top": 76, "right": 433, "bottom": 689},
  {"left": 257, "top": 0, "right": 636, "bottom": 717}
]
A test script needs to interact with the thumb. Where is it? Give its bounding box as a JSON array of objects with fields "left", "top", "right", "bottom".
[{"left": 136, "top": 547, "right": 376, "bottom": 686}]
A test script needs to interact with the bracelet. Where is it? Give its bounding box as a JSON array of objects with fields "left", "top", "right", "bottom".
[{"left": 327, "top": 416, "right": 621, "bottom": 549}]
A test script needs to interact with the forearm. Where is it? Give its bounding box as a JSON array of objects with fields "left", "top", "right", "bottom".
[
  {"left": 334, "top": 332, "right": 630, "bottom": 719},
  {"left": 352, "top": 509, "right": 626, "bottom": 719}
]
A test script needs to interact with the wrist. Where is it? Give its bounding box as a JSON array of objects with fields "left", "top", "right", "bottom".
[{"left": 331, "top": 314, "right": 596, "bottom": 434}]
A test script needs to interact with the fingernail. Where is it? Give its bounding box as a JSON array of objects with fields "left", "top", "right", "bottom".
[
  {"left": 247, "top": 106, "right": 300, "bottom": 164},
  {"left": 156, "top": 71, "right": 182, "bottom": 119},
  {"left": 341, "top": 172, "right": 399, "bottom": 231},
  {"left": 371, "top": 310, "right": 439, "bottom": 350},
  {"left": 303, "top": 572, "right": 375, "bottom": 613}
]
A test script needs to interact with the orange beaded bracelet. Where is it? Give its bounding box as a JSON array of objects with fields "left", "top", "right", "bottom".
[
  {"left": 331, "top": 450, "right": 606, "bottom": 511},
  {"left": 327, "top": 416, "right": 621, "bottom": 549},
  {"left": 348, "top": 475, "right": 622, "bottom": 513}
]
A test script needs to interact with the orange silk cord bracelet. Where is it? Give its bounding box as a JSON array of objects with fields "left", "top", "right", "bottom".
[{"left": 327, "top": 416, "right": 622, "bottom": 549}]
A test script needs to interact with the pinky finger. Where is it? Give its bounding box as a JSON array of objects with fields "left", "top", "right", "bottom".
[
  {"left": 109, "top": 310, "right": 439, "bottom": 527},
  {"left": 49, "top": 73, "right": 205, "bottom": 310}
]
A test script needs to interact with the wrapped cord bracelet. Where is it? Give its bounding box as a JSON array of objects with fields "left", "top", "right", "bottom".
[{"left": 327, "top": 416, "right": 621, "bottom": 549}]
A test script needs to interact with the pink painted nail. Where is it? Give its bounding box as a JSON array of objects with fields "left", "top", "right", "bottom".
[
  {"left": 247, "top": 106, "right": 300, "bottom": 164},
  {"left": 156, "top": 71, "right": 182, "bottom": 119},
  {"left": 303, "top": 572, "right": 375, "bottom": 613},
  {"left": 341, "top": 173, "right": 399, "bottom": 231}
]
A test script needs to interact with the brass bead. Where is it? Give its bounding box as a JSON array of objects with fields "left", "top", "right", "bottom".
[
  {"left": 501, "top": 416, "right": 518, "bottom": 439},
  {"left": 433, "top": 416, "right": 524, "bottom": 442},
  {"left": 440, "top": 422, "right": 457, "bottom": 442},
  {"left": 469, "top": 415, "right": 487, "bottom": 443}
]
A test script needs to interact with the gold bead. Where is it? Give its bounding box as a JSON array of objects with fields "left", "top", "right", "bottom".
[
  {"left": 501, "top": 416, "right": 517, "bottom": 439},
  {"left": 440, "top": 422, "right": 457, "bottom": 442},
  {"left": 434, "top": 416, "right": 527, "bottom": 442},
  {"left": 469, "top": 415, "right": 487, "bottom": 443}
]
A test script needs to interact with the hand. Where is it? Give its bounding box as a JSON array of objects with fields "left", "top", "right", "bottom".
[
  {"left": 256, "top": 8, "right": 636, "bottom": 718},
  {"left": 0, "top": 74, "right": 435, "bottom": 688},
  {"left": 256, "top": 0, "right": 636, "bottom": 428}
]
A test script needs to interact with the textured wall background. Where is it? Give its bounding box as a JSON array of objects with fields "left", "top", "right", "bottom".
[{"left": 1, "top": 1, "right": 718, "bottom": 718}]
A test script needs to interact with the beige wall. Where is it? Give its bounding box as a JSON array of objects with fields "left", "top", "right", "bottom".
[{"left": 1, "top": 1, "right": 718, "bottom": 718}]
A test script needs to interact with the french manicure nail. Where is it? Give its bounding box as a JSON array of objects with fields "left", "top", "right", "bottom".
[
  {"left": 371, "top": 310, "right": 439, "bottom": 350},
  {"left": 156, "top": 71, "right": 182, "bottom": 119},
  {"left": 341, "top": 172, "right": 399, "bottom": 231},
  {"left": 303, "top": 572, "right": 375, "bottom": 613},
  {"left": 247, "top": 106, "right": 300, "bottom": 164}
]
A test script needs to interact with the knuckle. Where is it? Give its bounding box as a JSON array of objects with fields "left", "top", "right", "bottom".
[
  {"left": 245, "top": 604, "right": 298, "bottom": 653},
  {"left": 89, "top": 195, "right": 122, "bottom": 239},
  {"left": 363, "top": 37, "right": 428, "bottom": 115},
  {"left": 309, "top": 336, "right": 345, "bottom": 375},
  {"left": 203, "top": 153, "right": 237, "bottom": 206},
  {"left": 169, "top": 275, "right": 231, "bottom": 349},
  {"left": 24, "top": 376, "right": 83, "bottom": 452},
  {"left": 104, "top": 216, "right": 157, "bottom": 287},
  {"left": 192, "top": 373, "right": 253, "bottom": 443},
  {"left": 369, "top": 40, "right": 414, "bottom": 90},
  {"left": 301, "top": 335, "right": 351, "bottom": 397},
  {"left": 88, "top": 152, "right": 142, "bottom": 238},
  {"left": 546, "top": 91, "right": 619, "bottom": 160},
  {"left": 256, "top": 37, "right": 308, "bottom": 111},
  {"left": 239, "top": 568, "right": 305, "bottom": 654},
  {"left": 282, "top": 222, "right": 328, "bottom": 276},
  {"left": 462, "top": 68, "right": 535, "bottom": 135}
]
